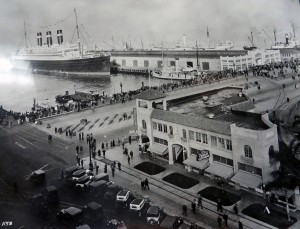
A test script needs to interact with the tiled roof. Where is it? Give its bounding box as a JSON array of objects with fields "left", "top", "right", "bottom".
[
  {"left": 150, "top": 109, "right": 231, "bottom": 135},
  {"left": 136, "top": 89, "right": 166, "bottom": 101}
]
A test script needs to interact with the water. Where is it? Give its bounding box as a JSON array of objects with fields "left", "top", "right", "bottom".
[{"left": 0, "top": 68, "right": 167, "bottom": 112}]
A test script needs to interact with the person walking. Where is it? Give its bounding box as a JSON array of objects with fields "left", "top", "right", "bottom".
[
  {"left": 127, "top": 155, "right": 130, "bottom": 165},
  {"left": 122, "top": 142, "right": 125, "bottom": 150},
  {"left": 198, "top": 194, "right": 203, "bottom": 209},
  {"left": 112, "top": 167, "right": 115, "bottom": 177},
  {"left": 233, "top": 204, "right": 238, "bottom": 215},
  {"left": 81, "top": 132, "right": 84, "bottom": 140},
  {"left": 129, "top": 135, "right": 131, "bottom": 144},
  {"left": 130, "top": 150, "right": 133, "bottom": 160},
  {"left": 144, "top": 178, "right": 149, "bottom": 190},
  {"left": 118, "top": 162, "right": 121, "bottom": 171},
  {"left": 238, "top": 221, "right": 243, "bottom": 229},
  {"left": 98, "top": 149, "right": 101, "bottom": 157},
  {"left": 101, "top": 142, "right": 105, "bottom": 150},
  {"left": 79, "top": 133, "right": 81, "bottom": 140},
  {"left": 217, "top": 199, "right": 223, "bottom": 213},
  {"left": 103, "top": 149, "right": 106, "bottom": 158},
  {"left": 96, "top": 165, "right": 99, "bottom": 175},
  {"left": 141, "top": 179, "right": 144, "bottom": 190},
  {"left": 217, "top": 215, "right": 222, "bottom": 227},
  {"left": 182, "top": 205, "right": 187, "bottom": 216},
  {"left": 104, "top": 164, "right": 107, "bottom": 173},
  {"left": 112, "top": 139, "right": 115, "bottom": 147},
  {"left": 191, "top": 201, "right": 196, "bottom": 214},
  {"left": 223, "top": 211, "right": 228, "bottom": 226},
  {"left": 80, "top": 146, "right": 83, "bottom": 154},
  {"left": 76, "top": 146, "right": 79, "bottom": 153}
]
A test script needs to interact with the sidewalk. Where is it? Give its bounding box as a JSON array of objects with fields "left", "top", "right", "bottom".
[{"left": 80, "top": 141, "right": 300, "bottom": 229}]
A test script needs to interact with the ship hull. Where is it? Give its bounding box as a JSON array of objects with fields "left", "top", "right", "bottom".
[{"left": 10, "top": 55, "right": 111, "bottom": 74}]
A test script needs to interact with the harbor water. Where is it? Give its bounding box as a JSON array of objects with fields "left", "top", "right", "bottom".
[{"left": 0, "top": 67, "right": 167, "bottom": 112}]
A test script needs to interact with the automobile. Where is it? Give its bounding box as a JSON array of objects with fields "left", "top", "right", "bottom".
[
  {"left": 71, "top": 169, "right": 92, "bottom": 182},
  {"left": 129, "top": 198, "right": 149, "bottom": 218},
  {"left": 65, "top": 165, "right": 80, "bottom": 178},
  {"left": 57, "top": 206, "right": 83, "bottom": 225},
  {"left": 84, "top": 202, "right": 104, "bottom": 223},
  {"left": 103, "top": 184, "right": 123, "bottom": 206},
  {"left": 116, "top": 190, "right": 132, "bottom": 210},
  {"left": 43, "top": 185, "right": 59, "bottom": 204},
  {"left": 93, "top": 173, "right": 109, "bottom": 182},
  {"left": 28, "top": 193, "right": 48, "bottom": 217},
  {"left": 29, "top": 169, "right": 45, "bottom": 185},
  {"left": 160, "top": 215, "right": 180, "bottom": 229},
  {"left": 75, "top": 174, "right": 94, "bottom": 191},
  {"left": 146, "top": 206, "right": 163, "bottom": 225},
  {"left": 89, "top": 180, "right": 109, "bottom": 198}
]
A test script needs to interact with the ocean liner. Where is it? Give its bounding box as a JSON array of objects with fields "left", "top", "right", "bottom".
[{"left": 10, "top": 9, "right": 110, "bottom": 75}]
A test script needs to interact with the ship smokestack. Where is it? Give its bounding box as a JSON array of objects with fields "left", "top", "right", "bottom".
[
  {"left": 183, "top": 34, "right": 186, "bottom": 47},
  {"left": 37, "top": 32, "right": 42, "bottom": 46},
  {"left": 285, "top": 34, "right": 289, "bottom": 45},
  {"left": 46, "top": 31, "right": 53, "bottom": 46},
  {"left": 57, "top": 30, "right": 63, "bottom": 45}
]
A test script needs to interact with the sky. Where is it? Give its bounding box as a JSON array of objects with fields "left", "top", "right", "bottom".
[{"left": 1, "top": 0, "right": 300, "bottom": 56}]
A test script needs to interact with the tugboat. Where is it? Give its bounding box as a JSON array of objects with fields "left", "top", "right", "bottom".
[{"left": 10, "top": 9, "right": 110, "bottom": 75}]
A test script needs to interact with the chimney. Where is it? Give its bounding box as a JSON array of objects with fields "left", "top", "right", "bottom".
[
  {"left": 57, "top": 30, "right": 63, "bottom": 45},
  {"left": 285, "top": 34, "right": 289, "bottom": 45},
  {"left": 37, "top": 32, "right": 42, "bottom": 46},
  {"left": 183, "top": 34, "right": 186, "bottom": 47},
  {"left": 46, "top": 31, "right": 53, "bottom": 46}
]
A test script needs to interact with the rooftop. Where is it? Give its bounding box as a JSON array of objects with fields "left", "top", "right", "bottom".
[{"left": 136, "top": 89, "right": 166, "bottom": 101}]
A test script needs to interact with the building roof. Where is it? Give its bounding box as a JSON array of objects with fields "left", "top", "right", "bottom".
[
  {"left": 151, "top": 109, "right": 232, "bottom": 135},
  {"left": 136, "top": 89, "right": 166, "bottom": 101}
]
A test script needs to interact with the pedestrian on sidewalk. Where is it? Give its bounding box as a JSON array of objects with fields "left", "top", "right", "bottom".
[
  {"left": 98, "top": 149, "right": 101, "bottom": 157},
  {"left": 112, "top": 167, "right": 115, "bottom": 177},
  {"left": 130, "top": 150, "right": 133, "bottom": 160},
  {"left": 198, "top": 194, "right": 203, "bottom": 209},
  {"left": 129, "top": 135, "right": 131, "bottom": 144},
  {"left": 217, "top": 199, "right": 223, "bottom": 213},
  {"left": 118, "top": 162, "right": 121, "bottom": 171},
  {"left": 223, "top": 211, "right": 228, "bottom": 226},
  {"left": 76, "top": 155, "right": 80, "bottom": 166},
  {"left": 101, "top": 142, "right": 105, "bottom": 150},
  {"left": 79, "top": 133, "right": 81, "bottom": 140},
  {"left": 182, "top": 205, "right": 187, "bottom": 216},
  {"left": 76, "top": 146, "right": 79, "bottom": 153},
  {"left": 103, "top": 149, "right": 106, "bottom": 158},
  {"left": 81, "top": 132, "right": 84, "bottom": 140},
  {"left": 94, "top": 161, "right": 97, "bottom": 170},
  {"left": 79, "top": 146, "right": 83, "bottom": 154},
  {"left": 144, "top": 178, "right": 149, "bottom": 190},
  {"left": 127, "top": 155, "right": 130, "bottom": 165},
  {"left": 96, "top": 165, "right": 99, "bottom": 175},
  {"left": 122, "top": 142, "right": 125, "bottom": 150},
  {"left": 233, "top": 204, "right": 238, "bottom": 215},
  {"left": 141, "top": 179, "right": 144, "bottom": 190},
  {"left": 81, "top": 159, "right": 83, "bottom": 168},
  {"left": 112, "top": 140, "right": 115, "bottom": 147},
  {"left": 66, "top": 131, "right": 68, "bottom": 137},
  {"left": 217, "top": 214, "right": 222, "bottom": 227},
  {"left": 104, "top": 164, "right": 107, "bottom": 173},
  {"left": 191, "top": 201, "right": 196, "bottom": 214},
  {"left": 238, "top": 221, "right": 243, "bottom": 229}
]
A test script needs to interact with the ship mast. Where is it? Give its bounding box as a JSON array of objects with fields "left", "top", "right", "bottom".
[
  {"left": 74, "top": 8, "right": 82, "bottom": 57},
  {"left": 196, "top": 41, "right": 199, "bottom": 70},
  {"left": 24, "top": 21, "right": 28, "bottom": 48},
  {"left": 273, "top": 26, "right": 277, "bottom": 43}
]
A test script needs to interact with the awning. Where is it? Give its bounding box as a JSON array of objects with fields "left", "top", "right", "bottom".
[
  {"left": 183, "top": 155, "right": 210, "bottom": 170},
  {"left": 205, "top": 163, "right": 234, "bottom": 179},
  {"left": 148, "top": 144, "right": 168, "bottom": 156},
  {"left": 231, "top": 170, "right": 262, "bottom": 188}
]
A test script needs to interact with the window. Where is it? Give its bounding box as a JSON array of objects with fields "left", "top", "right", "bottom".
[
  {"left": 244, "top": 145, "right": 253, "bottom": 158},
  {"left": 133, "top": 60, "right": 138, "bottom": 67},
  {"left": 153, "top": 122, "right": 157, "bottom": 130},
  {"left": 187, "top": 61, "right": 193, "bottom": 68},
  {"left": 202, "top": 134, "right": 208, "bottom": 144},
  {"left": 189, "top": 130, "right": 195, "bottom": 140},
  {"left": 158, "top": 123, "right": 162, "bottom": 132},
  {"left": 122, "top": 59, "right": 126, "bottom": 66},
  {"left": 138, "top": 101, "right": 148, "bottom": 108},
  {"left": 154, "top": 137, "right": 168, "bottom": 146},
  {"left": 182, "top": 129, "right": 187, "bottom": 139},
  {"left": 163, "top": 124, "right": 167, "bottom": 133},
  {"left": 238, "top": 163, "right": 262, "bottom": 176},
  {"left": 144, "top": 60, "right": 149, "bottom": 67},
  {"left": 202, "top": 62, "right": 210, "bottom": 70},
  {"left": 211, "top": 136, "right": 217, "bottom": 147},
  {"left": 170, "top": 61, "right": 175, "bottom": 66},
  {"left": 226, "top": 140, "right": 232, "bottom": 151},
  {"left": 196, "top": 132, "right": 201, "bottom": 142},
  {"left": 157, "top": 61, "right": 162, "bottom": 68},
  {"left": 169, "top": 126, "right": 173, "bottom": 135},
  {"left": 213, "top": 154, "right": 233, "bottom": 166},
  {"left": 142, "top": 120, "right": 147, "bottom": 129},
  {"left": 218, "top": 138, "right": 225, "bottom": 149}
]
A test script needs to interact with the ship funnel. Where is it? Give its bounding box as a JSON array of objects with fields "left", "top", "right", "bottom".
[
  {"left": 37, "top": 32, "right": 42, "bottom": 46},
  {"left": 57, "top": 30, "right": 63, "bottom": 45},
  {"left": 285, "top": 34, "right": 289, "bottom": 45},
  {"left": 183, "top": 34, "right": 186, "bottom": 47},
  {"left": 46, "top": 31, "right": 53, "bottom": 46}
]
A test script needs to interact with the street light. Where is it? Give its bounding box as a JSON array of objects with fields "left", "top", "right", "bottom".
[{"left": 120, "top": 82, "right": 123, "bottom": 93}]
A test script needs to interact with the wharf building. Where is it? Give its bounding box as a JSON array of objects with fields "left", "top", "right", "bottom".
[
  {"left": 135, "top": 88, "right": 279, "bottom": 192},
  {"left": 220, "top": 49, "right": 281, "bottom": 71},
  {"left": 110, "top": 49, "right": 247, "bottom": 73}
]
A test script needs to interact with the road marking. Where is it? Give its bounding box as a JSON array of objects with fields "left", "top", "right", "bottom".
[
  {"left": 15, "top": 142, "right": 26, "bottom": 149},
  {"left": 17, "top": 135, "right": 39, "bottom": 149}
]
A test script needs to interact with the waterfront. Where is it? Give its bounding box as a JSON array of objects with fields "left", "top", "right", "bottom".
[{"left": 0, "top": 67, "right": 167, "bottom": 112}]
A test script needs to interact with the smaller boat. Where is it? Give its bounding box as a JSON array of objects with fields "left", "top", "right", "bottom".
[{"left": 152, "top": 65, "right": 200, "bottom": 80}]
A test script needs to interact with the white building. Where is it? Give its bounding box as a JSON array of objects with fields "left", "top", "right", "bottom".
[
  {"left": 279, "top": 48, "right": 300, "bottom": 62},
  {"left": 135, "top": 89, "right": 280, "bottom": 191},
  {"left": 220, "top": 49, "right": 281, "bottom": 71}
]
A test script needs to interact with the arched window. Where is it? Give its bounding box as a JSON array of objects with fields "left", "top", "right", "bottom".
[
  {"left": 244, "top": 145, "right": 252, "bottom": 158},
  {"left": 169, "top": 126, "right": 173, "bottom": 135},
  {"left": 142, "top": 120, "right": 147, "bottom": 129},
  {"left": 182, "top": 129, "right": 187, "bottom": 139}
]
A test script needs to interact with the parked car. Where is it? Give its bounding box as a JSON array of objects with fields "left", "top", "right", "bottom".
[
  {"left": 29, "top": 169, "right": 45, "bottom": 185},
  {"left": 57, "top": 207, "right": 83, "bottom": 225},
  {"left": 43, "top": 185, "right": 59, "bottom": 204},
  {"left": 84, "top": 202, "right": 104, "bottom": 223},
  {"left": 146, "top": 206, "right": 163, "bottom": 224},
  {"left": 28, "top": 193, "right": 48, "bottom": 217},
  {"left": 160, "top": 215, "right": 180, "bottom": 229},
  {"left": 129, "top": 198, "right": 149, "bottom": 218},
  {"left": 71, "top": 169, "right": 93, "bottom": 182},
  {"left": 93, "top": 173, "right": 109, "bottom": 182},
  {"left": 103, "top": 184, "right": 122, "bottom": 206},
  {"left": 65, "top": 165, "right": 80, "bottom": 179},
  {"left": 75, "top": 174, "right": 94, "bottom": 191},
  {"left": 89, "top": 180, "right": 109, "bottom": 198},
  {"left": 116, "top": 190, "right": 132, "bottom": 210}
]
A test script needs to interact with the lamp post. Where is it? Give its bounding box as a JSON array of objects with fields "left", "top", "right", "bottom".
[{"left": 120, "top": 82, "right": 123, "bottom": 93}]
